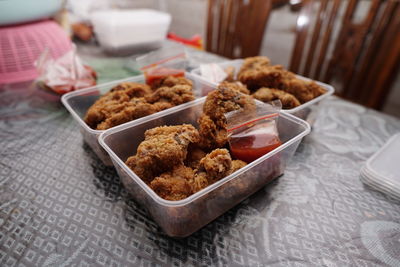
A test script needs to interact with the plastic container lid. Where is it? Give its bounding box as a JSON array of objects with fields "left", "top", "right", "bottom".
[{"left": 360, "top": 133, "right": 400, "bottom": 198}]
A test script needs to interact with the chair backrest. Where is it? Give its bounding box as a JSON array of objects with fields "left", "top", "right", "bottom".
[
  {"left": 289, "top": 0, "right": 400, "bottom": 109},
  {"left": 206, "top": 0, "right": 273, "bottom": 59}
]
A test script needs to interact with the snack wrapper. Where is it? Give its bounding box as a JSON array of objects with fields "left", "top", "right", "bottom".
[
  {"left": 226, "top": 100, "right": 282, "bottom": 163},
  {"left": 35, "top": 46, "right": 97, "bottom": 95}
]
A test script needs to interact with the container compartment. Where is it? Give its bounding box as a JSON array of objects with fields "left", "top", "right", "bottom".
[
  {"left": 99, "top": 98, "right": 310, "bottom": 237},
  {"left": 191, "top": 59, "right": 335, "bottom": 124},
  {"left": 61, "top": 73, "right": 213, "bottom": 165}
]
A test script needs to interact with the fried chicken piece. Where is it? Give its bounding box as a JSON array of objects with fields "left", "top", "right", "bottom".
[
  {"left": 238, "top": 64, "right": 286, "bottom": 91},
  {"left": 238, "top": 60, "right": 326, "bottom": 103},
  {"left": 218, "top": 81, "right": 250, "bottom": 95},
  {"left": 151, "top": 76, "right": 193, "bottom": 90},
  {"left": 84, "top": 82, "right": 154, "bottom": 129},
  {"left": 198, "top": 86, "right": 255, "bottom": 150},
  {"left": 84, "top": 99, "right": 127, "bottom": 129},
  {"left": 240, "top": 56, "right": 271, "bottom": 71},
  {"left": 152, "top": 101, "right": 174, "bottom": 112},
  {"left": 150, "top": 165, "right": 195, "bottom": 201},
  {"left": 281, "top": 79, "right": 326, "bottom": 103},
  {"left": 203, "top": 85, "right": 255, "bottom": 125},
  {"left": 110, "top": 82, "right": 152, "bottom": 98},
  {"left": 198, "top": 114, "right": 228, "bottom": 150},
  {"left": 191, "top": 172, "right": 209, "bottom": 193},
  {"left": 197, "top": 149, "right": 232, "bottom": 183},
  {"left": 145, "top": 84, "right": 195, "bottom": 105},
  {"left": 252, "top": 87, "right": 301, "bottom": 109},
  {"left": 230, "top": 160, "right": 247, "bottom": 174},
  {"left": 96, "top": 98, "right": 157, "bottom": 130},
  {"left": 125, "top": 125, "right": 200, "bottom": 183},
  {"left": 224, "top": 66, "right": 236, "bottom": 82},
  {"left": 185, "top": 145, "right": 207, "bottom": 169}
]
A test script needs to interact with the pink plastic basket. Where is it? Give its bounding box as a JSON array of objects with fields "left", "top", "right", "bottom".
[{"left": 0, "top": 20, "right": 72, "bottom": 84}]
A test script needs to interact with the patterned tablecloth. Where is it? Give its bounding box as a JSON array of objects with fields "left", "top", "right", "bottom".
[{"left": 1, "top": 46, "right": 400, "bottom": 267}]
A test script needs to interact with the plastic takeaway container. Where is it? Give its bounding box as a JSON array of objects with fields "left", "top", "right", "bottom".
[
  {"left": 191, "top": 59, "right": 335, "bottom": 125},
  {"left": 360, "top": 133, "right": 400, "bottom": 199},
  {"left": 98, "top": 97, "right": 311, "bottom": 237},
  {"left": 61, "top": 72, "right": 214, "bottom": 166},
  {"left": 91, "top": 9, "right": 171, "bottom": 55}
]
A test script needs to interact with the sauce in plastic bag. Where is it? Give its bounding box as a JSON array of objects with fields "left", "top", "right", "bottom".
[
  {"left": 229, "top": 122, "right": 281, "bottom": 163},
  {"left": 145, "top": 67, "right": 185, "bottom": 87}
]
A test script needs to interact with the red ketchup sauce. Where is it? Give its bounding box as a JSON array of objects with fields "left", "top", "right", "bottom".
[
  {"left": 145, "top": 67, "right": 185, "bottom": 87},
  {"left": 229, "top": 123, "right": 282, "bottom": 163}
]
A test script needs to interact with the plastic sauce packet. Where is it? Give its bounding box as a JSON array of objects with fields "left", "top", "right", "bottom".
[
  {"left": 35, "top": 46, "right": 97, "bottom": 95},
  {"left": 226, "top": 100, "right": 282, "bottom": 163},
  {"left": 135, "top": 43, "right": 188, "bottom": 87}
]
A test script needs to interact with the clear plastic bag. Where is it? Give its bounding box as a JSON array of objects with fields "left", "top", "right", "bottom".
[
  {"left": 226, "top": 100, "right": 282, "bottom": 163},
  {"left": 35, "top": 46, "right": 97, "bottom": 95},
  {"left": 134, "top": 43, "right": 188, "bottom": 87}
]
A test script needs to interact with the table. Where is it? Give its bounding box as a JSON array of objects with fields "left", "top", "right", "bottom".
[{"left": 1, "top": 44, "right": 400, "bottom": 267}]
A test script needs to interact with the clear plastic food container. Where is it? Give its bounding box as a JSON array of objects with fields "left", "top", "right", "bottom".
[
  {"left": 191, "top": 59, "right": 335, "bottom": 124},
  {"left": 360, "top": 133, "right": 400, "bottom": 199},
  {"left": 61, "top": 72, "right": 213, "bottom": 166},
  {"left": 98, "top": 97, "right": 311, "bottom": 237}
]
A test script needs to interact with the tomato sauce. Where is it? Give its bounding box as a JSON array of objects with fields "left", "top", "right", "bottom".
[
  {"left": 145, "top": 67, "right": 185, "bottom": 87},
  {"left": 229, "top": 126, "right": 282, "bottom": 163}
]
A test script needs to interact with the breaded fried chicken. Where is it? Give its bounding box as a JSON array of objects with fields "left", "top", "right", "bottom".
[
  {"left": 150, "top": 165, "right": 195, "bottom": 201},
  {"left": 197, "top": 149, "right": 232, "bottom": 183},
  {"left": 185, "top": 145, "right": 207, "bottom": 169},
  {"left": 198, "top": 86, "right": 255, "bottom": 150},
  {"left": 238, "top": 64, "right": 286, "bottom": 91},
  {"left": 240, "top": 56, "right": 271, "bottom": 71},
  {"left": 237, "top": 57, "right": 326, "bottom": 103},
  {"left": 230, "top": 160, "right": 247, "bottom": 174},
  {"left": 84, "top": 77, "right": 195, "bottom": 130},
  {"left": 125, "top": 125, "right": 200, "bottom": 183},
  {"left": 150, "top": 76, "right": 193, "bottom": 90},
  {"left": 218, "top": 81, "right": 250, "bottom": 95},
  {"left": 252, "top": 87, "right": 301, "bottom": 109},
  {"left": 145, "top": 84, "right": 195, "bottom": 105},
  {"left": 110, "top": 82, "right": 152, "bottom": 97},
  {"left": 197, "top": 114, "right": 228, "bottom": 150}
]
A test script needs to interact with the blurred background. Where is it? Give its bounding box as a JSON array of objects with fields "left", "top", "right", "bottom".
[{"left": 0, "top": 0, "right": 399, "bottom": 117}]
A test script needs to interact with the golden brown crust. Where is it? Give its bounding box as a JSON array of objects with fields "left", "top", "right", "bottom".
[
  {"left": 185, "top": 145, "right": 207, "bottom": 169},
  {"left": 84, "top": 77, "right": 194, "bottom": 130},
  {"left": 197, "top": 148, "right": 232, "bottom": 183},
  {"left": 150, "top": 76, "right": 193, "bottom": 90},
  {"left": 197, "top": 114, "right": 228, "bottom": 150},
  {"left": 237, "top": 57, "right": 326, "bottom": 103},
  {"left": 252, "top": 87, "right": 301, "bottom": 109},
  {"left": 230, "top": 160, "right": 247, "bottom": 174},
  {"left": 150, "top": 165, "right": 195, "bottom": 201},
  {"left": 145, "top": 84, "right": 195, "bottom": 105},
  {"left": 218, "top": 81, "right": 250, "bottom": 95},
  {"left": 125, "top": 125, "right": 200, "bottom": 183}
]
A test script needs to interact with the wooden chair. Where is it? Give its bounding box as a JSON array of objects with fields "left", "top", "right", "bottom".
[
  {"left": 206, "top": 0, "right": 273, "bottom": 58},
  {"left": 289, "top": 0, "right": 400, "bottom": 109}
]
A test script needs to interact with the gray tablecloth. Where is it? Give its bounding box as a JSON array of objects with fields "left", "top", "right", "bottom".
[{"left": 1, "top": 47, "right": 400, "bottom": 267}]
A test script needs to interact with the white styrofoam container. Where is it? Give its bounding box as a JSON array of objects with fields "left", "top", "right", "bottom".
[
  {"left": 91, "top": 9, "right": 171, "bottom": 54},
  {"left": 191, "top": 59, "right": 335, "bottom": 124},
  {"left": 360, "top": 133, "right": 400, "bottom": 199}
]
